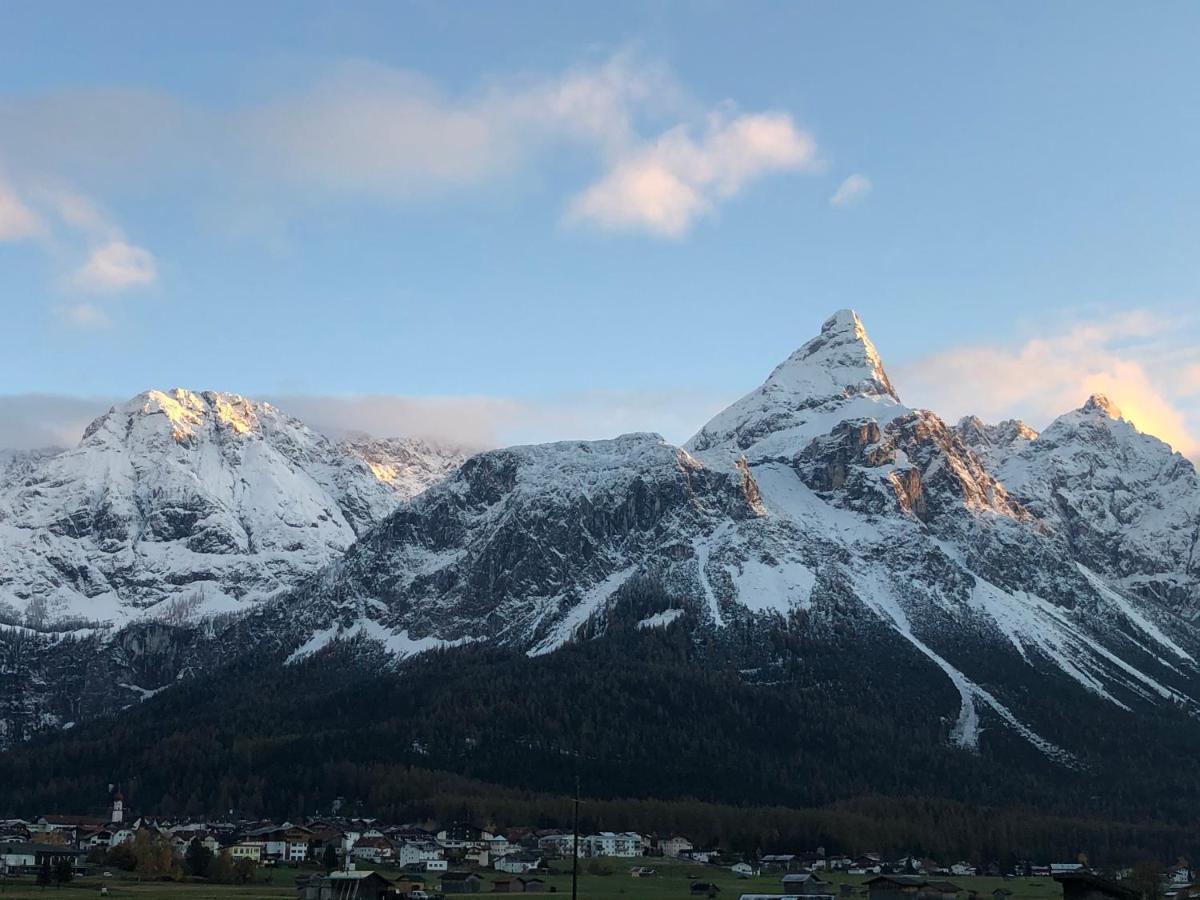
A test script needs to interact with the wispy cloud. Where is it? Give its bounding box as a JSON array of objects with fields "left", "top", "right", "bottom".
[
  {"left": 0, "top": 51, "right": 819, "bottom": 255},
  {"left": 566, "top": 111, "right": 818, "bottom": 237},
  {"left": 0, "top": 172, "right": 45, "bottom": 240},
  {"left": 896, "top": 311, "right": 1200, "bottom": 457},
  {"left": 70, "top": 240, "right": 156, "bottom": 293},
  {"left": 0, "top": 386, "right": 733, "bottom": 452},
  {"left": 0, "top": 175, "right": 157, "bottom": 316},
  {"left": 829, "top": 173, "right": 871, "bottom": 208}
]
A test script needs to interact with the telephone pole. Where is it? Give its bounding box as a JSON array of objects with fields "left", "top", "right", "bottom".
[{"left": 571, "top": 776, "right": 580, "bottom": 900}]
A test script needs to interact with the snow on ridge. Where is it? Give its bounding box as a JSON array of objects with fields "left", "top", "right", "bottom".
[{"left": 637, "top": 609, "right": 684, "bottom": 630}]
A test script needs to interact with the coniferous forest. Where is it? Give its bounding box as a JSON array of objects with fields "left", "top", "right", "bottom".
[{"left": 2, "top": 618, "right": 1198, "bottom": 866}]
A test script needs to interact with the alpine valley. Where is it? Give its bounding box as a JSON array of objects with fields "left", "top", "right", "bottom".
[{"left": 3, "top": 311, "right": 1199, "bottom": 855}]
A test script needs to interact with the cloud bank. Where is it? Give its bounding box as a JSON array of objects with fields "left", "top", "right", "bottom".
[{"left": 896, "top": 311, "right": 1200, "bottom": 457}]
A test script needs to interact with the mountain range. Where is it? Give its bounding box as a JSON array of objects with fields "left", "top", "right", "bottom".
[{"left": 2, "top": 310, "right": 1199, "bottom": 836}]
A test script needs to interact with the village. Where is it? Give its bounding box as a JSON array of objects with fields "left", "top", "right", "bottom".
[{"left": 0, "top": 793, "right": 1192, "bottom": 900}]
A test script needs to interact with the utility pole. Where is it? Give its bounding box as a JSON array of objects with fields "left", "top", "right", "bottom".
[{"left": 571, "top": 775, "right": 580, "bottom": 900}]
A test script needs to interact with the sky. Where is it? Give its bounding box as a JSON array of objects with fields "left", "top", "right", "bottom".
[{"left": 2, "top": 2, "right": 1200, "bottom": 455}]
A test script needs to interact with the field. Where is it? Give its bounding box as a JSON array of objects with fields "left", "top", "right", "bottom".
[{"left": 0, "top": 863, "right": 1067, "bottom": 900}]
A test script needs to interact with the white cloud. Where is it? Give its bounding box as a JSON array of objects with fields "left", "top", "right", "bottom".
[
  {"left": 70, "top": 240, "right": 157, "bottom": 293},
  {"left": 896, "top": 311, "right": 1200, "bottom": 458},
  {"left": 566, "top": 111, "right": 818, "bottom": 237},
  {"left": 829, "top": 173, "right": 871, "bottom": 208},
  {"left": 0, "top": 174, "right": 44, "bottom": 240},
  {"left": 1, "top": 52, "right": 816, "bottom": 244}
]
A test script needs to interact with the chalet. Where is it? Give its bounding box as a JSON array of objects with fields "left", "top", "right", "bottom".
[
  {"left": 1053, "top": 872, "right": 1140, "bottom": 900},
  {"left": 438, "top": 824, "right": 492, "bottom": 850},
  {"left": 442, "top": 871, "right": 485, "bottom": 893},
  {"left": 864, "top": 875, "right": 963, "bottom": 900}
]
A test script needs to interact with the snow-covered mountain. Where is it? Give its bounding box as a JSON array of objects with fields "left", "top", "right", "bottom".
[
  {"left": 0, "top": 389, "right": 468, "bottom": 630},
  {"left": 256, "top": 310, "right": 1200, "bottom": 762},
  {"left": 3, "top": 313, "right": 1200, "bottom": 765}
]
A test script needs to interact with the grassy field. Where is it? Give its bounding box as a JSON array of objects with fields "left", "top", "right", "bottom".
[{"left": 0, "top": 862, "right": 1067, "bottom": 900}]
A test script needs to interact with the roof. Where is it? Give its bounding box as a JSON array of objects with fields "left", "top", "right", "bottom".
[
  {"left": 1053, "top": 872, "right": 1139, "bottom": 900},
  {"left": 864, "top": 876, "right": 962, "bottom": 891}
]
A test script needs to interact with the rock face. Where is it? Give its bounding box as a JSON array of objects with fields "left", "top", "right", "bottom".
[{"left": 3, "top": 312, "right": 1200, "bottom": 766}]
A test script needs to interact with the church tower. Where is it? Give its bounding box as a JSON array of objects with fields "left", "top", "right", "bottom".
[{"left": 111, "top": 788, "right": 124, "bottom": 825}]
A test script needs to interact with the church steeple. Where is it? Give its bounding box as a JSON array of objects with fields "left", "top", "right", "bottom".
[{"left": 110, "top": 786, "right": 124, "bottom": 825}]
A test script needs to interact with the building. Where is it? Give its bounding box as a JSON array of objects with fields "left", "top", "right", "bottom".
[
  {"left": 297, "top": 871, "right": 400, "bottom": 900},
  {"left": 441, "top": 871, "right": 484, "bottom": 893},
  {"left": 496, "top": 851, "right": 544, "bottom": 874},
  {"left": 582, "top": 832, "right": 642, "bottom": 858},
  {"left": 782, "top": 874, "right": 835, "bottom": 899},
  {"left": 231, "top": 843, "right": 264, "bottom": 862},
  {"left": 0, "top": 843, "right": 88, "bottom": 876},
  {"left": 661, "top": 836, "right": 695, "bottom": 858},
  {"left": 732, "top": 863, "right": 760, "bottom": 878},
  {"left": 864, "top": 876, "right": 963, "bottom": 900},
  {"left": 1053, "top": 872, "right": 1140, "bottom": 900},
  {"left": 395, "top": 842, "right": 444, "bottom": 868}
]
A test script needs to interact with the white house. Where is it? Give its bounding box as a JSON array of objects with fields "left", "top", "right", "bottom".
[
  {"left": 583, "top": 832, "right": 642, "bottom": 858},
  {"left": 732, "top": 863, "right": 759, "bottom": 877},
  {"left": 396, "top": 842, "right": 444, "bottom": 868},
  {"left": 950, "top": 862, "right": 977, "bottom": 877}
]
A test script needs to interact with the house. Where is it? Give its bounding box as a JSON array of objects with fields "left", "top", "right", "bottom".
[
  {"left": 441, "top": 871, "right": 485, "bottom": 893},
  {"left": 781, "top": 874, "right": 835, "bottom": 899},
  {"left": 425, "top": 859, "right": 449, "bottom": 873},
  {"left": 537, "top": 833, "right": 577, "bottom": 857},
  {"left": 582, "top": 832, "right": 642, "bottom": 858},
  {"left": 0, "top": 843, "right": 88, "bottom": 876},
  {"left": 396, "top": 842, "right": 445, "bottom": 868},
  {"left": 661, "top": 836, "right": 695, "bottom": 858},
  {"left": 437, "top": 824, "right": 493, "bottom": 850},
  {"left": 297, "top": 870, "right": 399, "bottom": 900},
  {"left": 231, "top": 843, "right": 264, "bottom": 862},
  {"left": 762, "top": 855, "right": 799, "bottom": 873},
  {"left": 351, "top": 837, "right": 395, "bottom": 864},
  {"left": 495, "top": 851, "right": 544, "bottom": 874},
  {"left": 1053, "top": 872, "right": 1140, "bottom": 900},
  {"left": 949, "top": 863, "right": 977, "bottom": 877},
  {"left": 732, "top": 863, "right": 760, "bottom": 878}
]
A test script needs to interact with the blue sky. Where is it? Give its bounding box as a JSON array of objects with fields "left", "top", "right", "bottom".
[{"left": 2, "top": 2, "right": 1200, "bottom": 452}]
